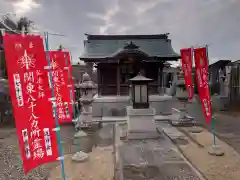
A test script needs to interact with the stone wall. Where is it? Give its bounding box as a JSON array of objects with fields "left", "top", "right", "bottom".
[{"left": 92, "top": 95, "right": 175, "bottom": 117}]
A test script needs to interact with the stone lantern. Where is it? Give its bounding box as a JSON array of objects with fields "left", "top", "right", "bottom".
[
  {"left": 76, "top": 72, "right": 97, "bottom": 129},
  {"left": 72, "top": 72, "right": 97, "bottom": 162},
  {"left": 174, "top": 71, "right": 194, "bottom": 126},
  {"left": 126, "top": 72, "right": 159, "bottom": 139},
  {"left": 129, "top": 72, "right": 152, "bottom": 109}
]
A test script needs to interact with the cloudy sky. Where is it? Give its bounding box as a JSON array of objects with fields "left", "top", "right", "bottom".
[{"left": 0, "top": 0, "right": 239, "bottom": 64}]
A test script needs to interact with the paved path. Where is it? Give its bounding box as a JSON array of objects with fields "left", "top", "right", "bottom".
[
  {"left": 156, "top": 121, "right": 240, "bottom": 180},
  {"left": 117, "top": 123, "right": 204, "bottom": 180},
  {"left": 179, "top": 99, "right": 240, "bottom": 155}
]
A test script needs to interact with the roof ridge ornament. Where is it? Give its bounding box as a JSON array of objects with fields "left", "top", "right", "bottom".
[{"left": 124, "top": 41, "right": 139, "bottom": 50}]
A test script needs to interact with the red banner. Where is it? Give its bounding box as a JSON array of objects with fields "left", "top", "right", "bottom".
[
  {"left": 64, "top": 51, "right": 76, "bottom": 104},
  {"left": 194, "top": 47, "right": 212, "bottom": 124},
  {"left": 3, "top": 33, "right": 59, "bottom": 173},
  {"left": 180, "top": 48, "right": 194, "bottom": 100},
  {"left": 49, "top": 51, "right": 73, "bottom": 124}
]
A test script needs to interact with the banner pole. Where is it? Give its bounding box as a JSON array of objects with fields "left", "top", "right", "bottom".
[
  {"left": 44, "top": 32, "right": 67, "bottom": 180},
  {"left": 206, "top": 45, "right": 216, "bottom": 145},
  {"left": 188, "top": 47, "right": 202, "bottom": 133},
  {"left": 61, "top": 49, "right": 83, "bottom": 158},
  {"left": 206, "top": 45, "right": 224, "bottom": 156}
]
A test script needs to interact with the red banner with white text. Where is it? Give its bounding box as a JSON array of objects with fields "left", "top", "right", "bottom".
[
  {"left": 49, "top": 51, "right": 73, "bottom": 124},
  {"left": 64, "top": 51, "right": 76, "bottom": 108},
  {"left": 180, "top": 48, "right": 194, "bottom": 100},
  {"left": 194, "top": 47, "right": 212, "bottom": 124},
  {"left": 3, "top": 33, "right": 59, "bottom": 173}
]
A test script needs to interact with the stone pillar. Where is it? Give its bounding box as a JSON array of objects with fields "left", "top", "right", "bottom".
[
  {"left": 158, "top": 66, "right": 163, "bottom": 94},
  {"left": 97, "top": 66, "right": 101, "bottom": 96}
]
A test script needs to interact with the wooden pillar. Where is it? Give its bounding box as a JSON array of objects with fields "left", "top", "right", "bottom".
[
  {"left": 158, "top": 65, "right": 164, "bottom": 94},
  {"left": 97, "top": 66, "right": 101, "bottom": 96},
  {"left": 157, "top": 67, "right": 161, "bottom": 94},
  {"left": 86, "top": 62, "right": 93, "bottom": 77},
  {"left": 117, "top": 65, "right": 120, "bottom": 95}
]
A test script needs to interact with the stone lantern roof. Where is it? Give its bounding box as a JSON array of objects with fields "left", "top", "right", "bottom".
[{"left": 129, "top": 72, "right": 153, "bottom": 82}]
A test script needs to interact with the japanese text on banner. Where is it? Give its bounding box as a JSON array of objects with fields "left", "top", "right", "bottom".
[
  {"left": 194, "top": 47, "right": 212, "bottom": 124},
  {"left": 63, "top": 51, "right": 75, "bottom": 110},
  {"left": 49, "top": 51, "right": 72, "bottom": 124},
  {"left": 3, "top": 33, "right": 59, "bottom": 173},
  {"left": 180, "top": 48, "right": 194, "bottom": 100}
]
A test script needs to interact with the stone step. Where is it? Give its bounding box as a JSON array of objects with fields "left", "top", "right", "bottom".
[
  {"left": 126, "top": 106, "right": 155, "bottom": 116},
  {"left": 127, "top": 131, "right": 162, "bottom": 140}
]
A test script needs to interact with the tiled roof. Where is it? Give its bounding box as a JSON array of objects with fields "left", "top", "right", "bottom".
[
  {"left": 0, "top": 17, "right": 18, "bottom": 34},
  {"left": 80, "top": 34, "right": 180, "bottom": 60},
  {"left": 209, "top": 60, "right": 231, "bottom": 69}
]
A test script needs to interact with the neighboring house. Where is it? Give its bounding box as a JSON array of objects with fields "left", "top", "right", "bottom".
[
  {"left": 226, "top": 60, "right": 240, "bottom": 106},
  {"left": 208, "top": 60, "right": 231, "bottom": 94}
]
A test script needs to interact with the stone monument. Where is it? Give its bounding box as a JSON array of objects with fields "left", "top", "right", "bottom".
[{"left": 126, "top": 72, "right": 160, "bottom": 139}]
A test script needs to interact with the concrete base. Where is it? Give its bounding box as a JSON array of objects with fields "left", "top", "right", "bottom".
[
  {"left": 126, "top": 106, "right": 159, "bottom": 140},
  {"left": 78, "top": 122, "right": 101, "bottom": 130},
  {"left": 72, "top": 151, "right": 89, "bottom": 162},
  {"left": 171, "top": 108, "right": 195, "bottom": 127},
  {"left": 171, "top": 119, "right": 194, "bottom": 127},
  {"left": 74, "top": 130, "right": 87, "bottom": 138},
  {"left": 127, "top": 106, "right": 156, "bottom": 132},
  {"left": 188, "top": 126, "right": 203, "bottom": 133},
  {"left": 208, "top": 145, "right": 225, "bottom": 156}
]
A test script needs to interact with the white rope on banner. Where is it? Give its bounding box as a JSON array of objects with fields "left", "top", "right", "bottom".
[{"left": 190, "top": 44, "right": 212, "bottom": 48}]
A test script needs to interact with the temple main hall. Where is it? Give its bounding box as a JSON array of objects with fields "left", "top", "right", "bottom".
[{"left": 80, "top": 33, "right": 180, "bottom": 96}]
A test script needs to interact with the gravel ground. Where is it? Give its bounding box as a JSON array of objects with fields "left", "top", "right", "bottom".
[
  {"left": 0, "top": 123, "right": 114, "bottom": 180},
  {"left": 0, "top": 125, "right": 76, "bottom": 180}
]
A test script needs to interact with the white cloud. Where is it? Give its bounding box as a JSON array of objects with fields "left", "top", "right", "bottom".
[
  {"left": 98, "top": 1, "right": 120, "bottom": 34},
  {"left": 12, "top": 0, "right": 41, "bottom": 16},
  {"left": 1, "top": 0, "right": 240, "bottom": 63}
]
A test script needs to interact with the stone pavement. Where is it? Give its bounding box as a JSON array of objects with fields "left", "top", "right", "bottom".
[
  {"left": 156, "top": 121, "right": 240, "bottom": 180},
  {"left": 116, "top": 123, "right": 204, "bottom": 180}
]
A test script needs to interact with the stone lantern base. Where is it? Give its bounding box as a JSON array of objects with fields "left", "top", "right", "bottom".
[
  {"left": 72, "top": 151, "right": 89, "bottom": 162},
  {"left": 72, "top": 130, "right": 89, "bottom": 162},
  {"left": 126, "top": 106, "right": 160, "bottom": 139},
  {"left": 208, "top": 145, "right": 225, "bottom": 156},
  {"left": 78, "top": 121, "right": 101, "bottom": 130}
]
